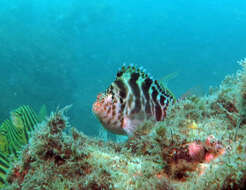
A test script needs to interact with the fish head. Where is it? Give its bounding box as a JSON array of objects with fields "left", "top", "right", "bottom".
[
  {"left": 92, "top": 88, "right": 126, "bottom": 135},
  {"left": 93, "top": 92, "right": 113, "bottom": 119}
]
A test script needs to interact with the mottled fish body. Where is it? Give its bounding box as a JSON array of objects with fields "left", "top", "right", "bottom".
[{"left": 92, "top": 65, "right": 175, "bottom": 136}]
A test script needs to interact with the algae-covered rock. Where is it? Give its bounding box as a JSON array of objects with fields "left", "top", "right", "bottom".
[{"left": 3, "top": 59, "right": 246, "bottom": 190}]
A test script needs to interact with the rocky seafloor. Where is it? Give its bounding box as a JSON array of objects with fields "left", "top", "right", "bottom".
[{"left": 4, "top": 59, "right": 246, "bottom": 190}]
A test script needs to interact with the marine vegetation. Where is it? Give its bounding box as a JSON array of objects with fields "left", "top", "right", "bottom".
[
  {"left": 0, "top": 105, "right": 46, "bottom": 186},
  {"left": 2, "top": 59, "right": 246, "bottom": 190}
]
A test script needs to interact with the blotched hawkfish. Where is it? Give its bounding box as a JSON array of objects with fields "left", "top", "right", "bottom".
[{"left": 92, "top": 65, "right": 175, "bottom": 136}]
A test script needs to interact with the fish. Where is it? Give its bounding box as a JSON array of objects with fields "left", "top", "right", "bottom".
[
  {"left": 0, "top": 105, "right": 40, "bottom": 186},
  {"left": 0, "top": 125, "right": 10, "bottom": 185},
  {"left": 0, "top": 152, "right": 9, "bottom": 185},
  {"left": 11, "top": 105, "right": 40, "bottom": 144},
  {"left": 92, "top": 65, "right": 175, "bottom": 136},
  {"left": 1, "top": 119, "right": 25, "bottom": 157}
]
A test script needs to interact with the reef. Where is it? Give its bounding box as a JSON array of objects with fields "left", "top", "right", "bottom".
[{"left": 3, "top": 59, "right": 246, "bottom": 190}]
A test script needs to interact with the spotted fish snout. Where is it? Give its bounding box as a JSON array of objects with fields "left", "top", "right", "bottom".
[
  {"left": 92, "top": 93, "right": 110, "bottom": 118},
  {"left": 92, "top": 94, "right": 104, "bottom": 114},
  {"left": 92, "top": 92, "right": 126, "bottom": 135}
]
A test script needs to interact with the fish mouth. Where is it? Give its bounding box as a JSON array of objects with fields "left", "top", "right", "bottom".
[
  {"left": 92, "top": 93, "right": 108, "bottom": 116},
  {"left": 92, "top": 101, "right": 101, "bottom": 114}
]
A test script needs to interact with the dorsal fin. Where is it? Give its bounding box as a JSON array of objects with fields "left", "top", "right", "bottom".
[
  {"left": 115, "top": 65, "right": 175, "bottom": 99},
  {"left": 159, "top": 72, "right": 178, "bottom": 88},
  {"left": 38, "top": 104, "right": 48, "bottom": 122},
  {"left": 116, "top": 65, "right": 150, "bottom": 80}
]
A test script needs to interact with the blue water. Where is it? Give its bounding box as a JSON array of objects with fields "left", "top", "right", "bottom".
[{"left": 0, "top": 0, "right": 245, "bottom": 136}]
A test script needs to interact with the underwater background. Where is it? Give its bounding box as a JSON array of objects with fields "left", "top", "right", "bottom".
[{"left": 0, "top": 0, "right": 245, "bottom": 137}]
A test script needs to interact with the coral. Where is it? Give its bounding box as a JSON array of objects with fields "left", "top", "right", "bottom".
[
  {"left": 238, "top": 58, "right": 246, "bottom": 124},
  {"left": 162, "top": 135, "right": 225, "bottom": 181},
  {"left": 3, "top": 59, "right": 246, "bottom": 189}
]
